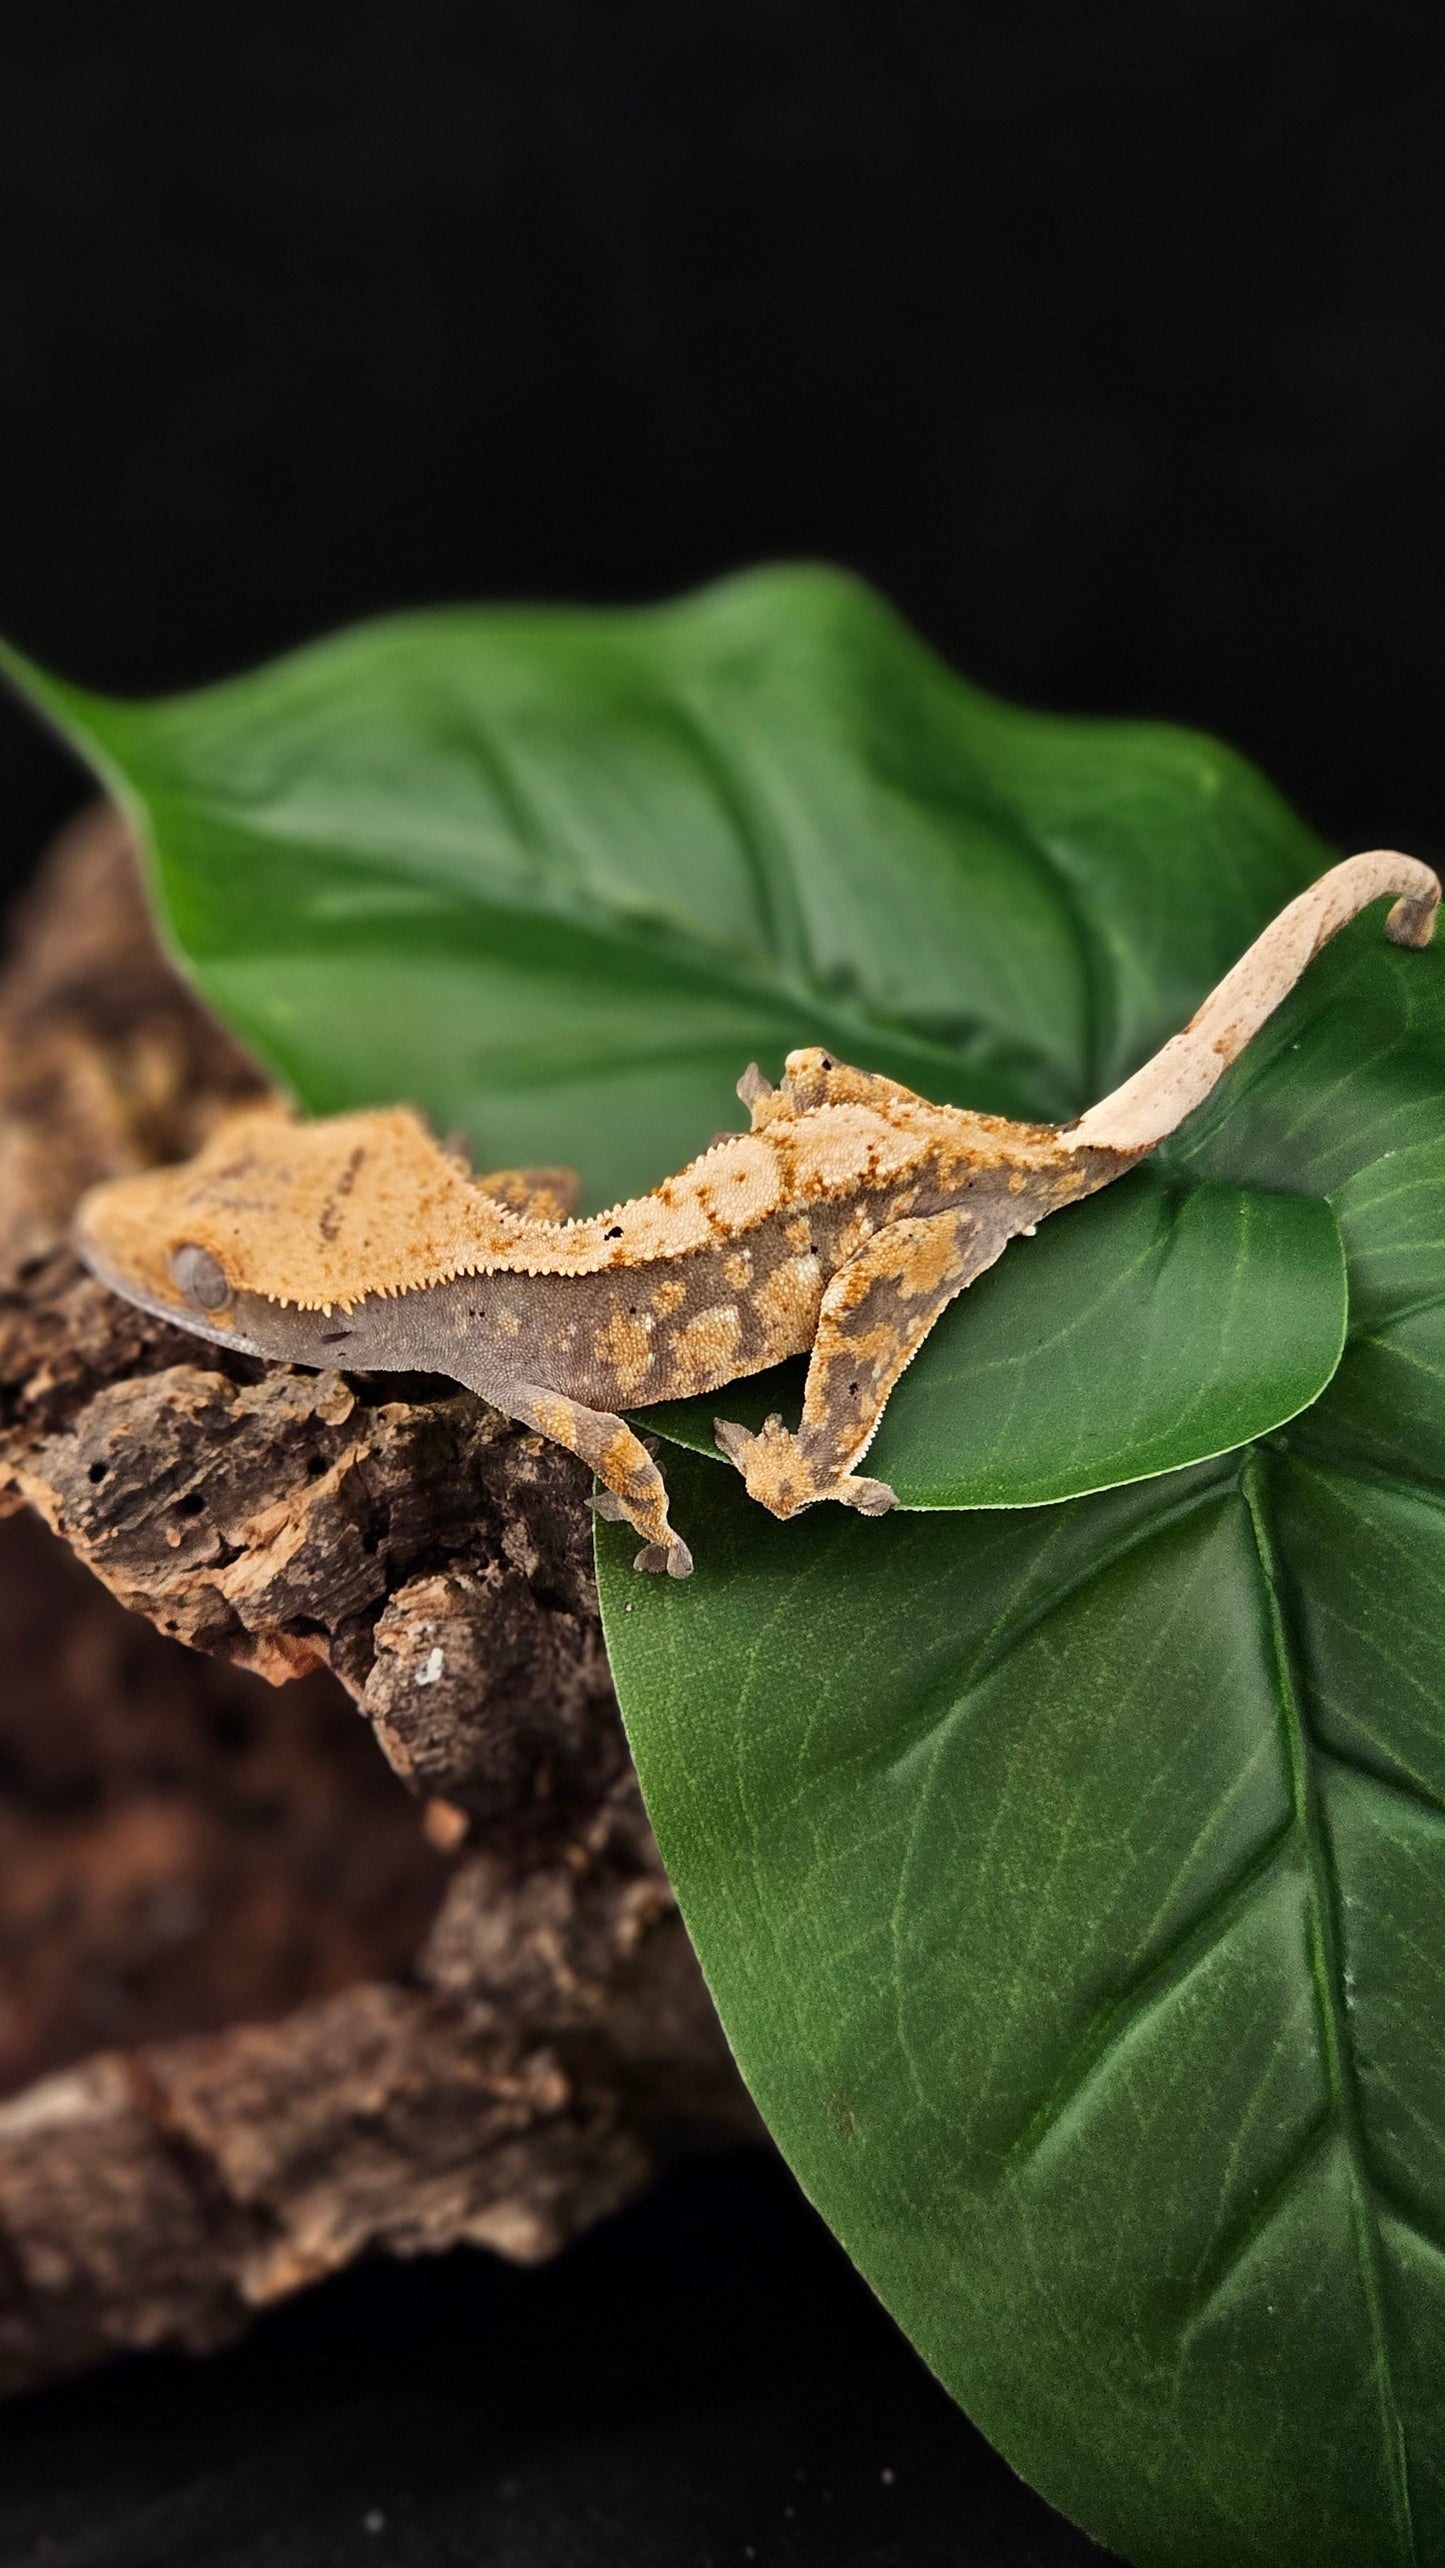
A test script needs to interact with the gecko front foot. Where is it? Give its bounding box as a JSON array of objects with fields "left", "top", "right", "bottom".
[
  {"left": 714, "top": 1413, "right": 897, "bottom": 1522},
  {"left": 589, "top": 1487, "right": 693, "bottom": 1578}
]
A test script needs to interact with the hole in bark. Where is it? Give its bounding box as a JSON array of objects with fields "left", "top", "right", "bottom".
[
  {"left": 87, "top": 1460, "right": 108, "bottom": 1484},
  {"left": 175, "top": 1491, "right": 205, "bottom": 1517}
]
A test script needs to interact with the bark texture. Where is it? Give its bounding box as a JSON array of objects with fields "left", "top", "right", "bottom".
[{"left": 0, "top": 808, "right": 751, "bottom": 2398}]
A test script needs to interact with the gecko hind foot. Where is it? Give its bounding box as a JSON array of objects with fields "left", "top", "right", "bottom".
[
  {"left": 713, "top": 1412, "right": 809, "bottom": 1520},
  {"left": 715, "top": 1413, "right": 897, "bottom": 1522},
  {"left": 634, "top": 1537, "right": 694, "bottom": 1579},
  {"left": 714, "top": 1411, "right": 809, "bottom": 1517}
]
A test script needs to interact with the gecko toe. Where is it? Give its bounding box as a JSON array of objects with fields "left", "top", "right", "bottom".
[
  {"left": 713, "top": 1417, "right": 754, "bottom": 1464},
  {"left": 589, "top": 1490, "right": 631, "bottom": 1522},
  {"left": 634, "top": 1538, "right": 692, "bottom": 1576},
  {"left": 838, "top": 1475, "right": 898, "bottom": 1516}
]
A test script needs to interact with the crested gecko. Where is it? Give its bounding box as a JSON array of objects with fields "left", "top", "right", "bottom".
[{"left": 74, "top": 851, "right": 1439, "bottom": 1578}]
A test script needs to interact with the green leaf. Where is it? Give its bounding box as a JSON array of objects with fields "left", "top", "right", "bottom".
[
  {"left": 0, "top": 566, "right": 1327, "bottom": 1208},
  {"left": 599, "top": 1428, "right": 1445, "bottom": 2568},
  {"left": 645, "top": 1170, "right": 1347, "bottom": 1508}
]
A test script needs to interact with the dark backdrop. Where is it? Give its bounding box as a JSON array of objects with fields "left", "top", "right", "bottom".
[{"left": 2, "top": 7, "right": 1441, "bottom": 2563}]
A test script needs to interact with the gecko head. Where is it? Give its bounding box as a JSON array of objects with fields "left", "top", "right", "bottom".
[
  {"left": 780, "top": 1049, "right": 926, "bottom": 1115},
  {"left": 73, "top": 1096, "right": 481, "bottom": 1334},
  {"left": 74, "top": 1170, "right": 245, "bottom": 1341},
  {"left": 70, "top": 1102, "right": 300, "bottom": 1335}
]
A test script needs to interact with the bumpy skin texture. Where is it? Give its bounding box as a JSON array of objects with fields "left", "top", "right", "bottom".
[{"left": 74, "top": 852, "right": 1441, "bottom": 1575}]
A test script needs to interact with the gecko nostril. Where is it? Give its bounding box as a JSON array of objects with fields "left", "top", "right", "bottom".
[{"left": 170, "top": 1242, "right": 232, "bottom": 1311}]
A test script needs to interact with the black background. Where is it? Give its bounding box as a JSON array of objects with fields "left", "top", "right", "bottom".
[{"left": 1, "top": 6, "right": 1441, "bottom": 2562}]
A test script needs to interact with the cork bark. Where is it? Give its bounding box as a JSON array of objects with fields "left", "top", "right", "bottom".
[{"left": 0, "top": 807, "right": 752, "bottom": 2398}]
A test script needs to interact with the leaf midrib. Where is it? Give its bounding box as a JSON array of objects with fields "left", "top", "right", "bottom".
[{"left": 1241, "top": 1449, "right": 1418, "bottom": 2563}]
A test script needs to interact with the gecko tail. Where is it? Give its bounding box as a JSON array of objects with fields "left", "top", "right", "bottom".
[{"left": 1062, "top": 849, "right": 1440, "bottom": 1159}]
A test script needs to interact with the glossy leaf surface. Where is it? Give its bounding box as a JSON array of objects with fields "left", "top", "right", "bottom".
[
  {"left": 0, "top": 569, "right": 1328, "bottom": 1212},
  {"left": 600, "top": 1418, "right": 1445, "bottom": 2566}
]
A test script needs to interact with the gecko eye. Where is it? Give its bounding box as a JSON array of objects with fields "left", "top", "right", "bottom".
[{"left": 170, "top": 1243, "right": 232, "bottom": 1311}]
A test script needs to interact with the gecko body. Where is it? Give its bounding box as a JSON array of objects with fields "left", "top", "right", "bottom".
[{"left": 75, "top": 851, "right": 1439, "bottom": 1575}]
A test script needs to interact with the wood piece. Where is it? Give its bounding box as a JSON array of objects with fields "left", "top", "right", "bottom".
[{"left": 0, "top": 808, "right": 752, "bottom": 2397}]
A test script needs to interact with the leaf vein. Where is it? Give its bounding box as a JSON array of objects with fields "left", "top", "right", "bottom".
[{"left": 1003, "top": 1822, "right": 1294, "bottom": 2171}]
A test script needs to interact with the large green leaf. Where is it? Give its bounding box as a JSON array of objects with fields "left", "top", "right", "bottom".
[
  {"left": 0, "top": 569, "right": 1330, "bottom": 1214},
  {"left": 0, "top": 567, "right": 1346, "bottom": 1507},
  {"left": 599, "top": 1426, "right": 1445, "bottom": 2567},
  {"left": 601, "top": 908, "right": 1445, "bottom": 2565}
]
